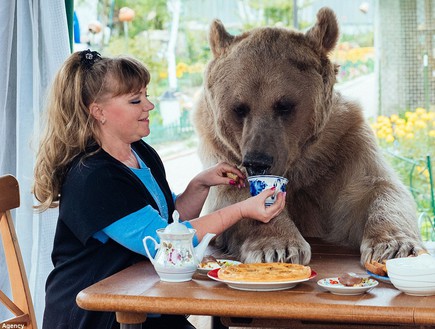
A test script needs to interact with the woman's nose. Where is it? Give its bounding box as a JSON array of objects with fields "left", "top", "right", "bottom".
[{"left": 144, "top": 99, "right": 154, "bottom": 111}]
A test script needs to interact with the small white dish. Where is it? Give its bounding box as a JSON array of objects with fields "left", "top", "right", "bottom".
[
  {"left": 207, "top": 268, "right": 317, "bottom": 291},
  {"left": 197, "top": 259, "right": 241, "bottom": 274},
  {"left": 153, "top": 265, "right": 197, "bottom": 282},
  {"left": 317, "top": 277, "right": 379, "bottom": 295}
]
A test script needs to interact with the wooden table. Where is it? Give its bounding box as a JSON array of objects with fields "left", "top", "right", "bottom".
[{"left": 76, "top": 239, "right": 435, "bottom": 329}]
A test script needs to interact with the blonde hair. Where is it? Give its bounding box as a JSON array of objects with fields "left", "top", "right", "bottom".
[{"left": 33, "top": 51, "right": 150, "bottom": 211}]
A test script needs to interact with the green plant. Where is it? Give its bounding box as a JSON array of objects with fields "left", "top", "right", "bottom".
[{"left": 371, "top": 108, "right": 435, "bottom": 240}]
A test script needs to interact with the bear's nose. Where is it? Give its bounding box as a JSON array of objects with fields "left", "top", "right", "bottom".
[{"left": 242, "top": 152, "right": 273, "bottom": 176}]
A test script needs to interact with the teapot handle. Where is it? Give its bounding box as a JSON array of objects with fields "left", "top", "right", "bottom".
[{"left": 143, "top": 236, "right": 159, "bottom": 265}]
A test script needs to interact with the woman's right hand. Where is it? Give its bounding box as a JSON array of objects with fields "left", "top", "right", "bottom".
[
  {"left": 188, "top": 187, "right": 286, "bottom": 241},
  {"left": 240, "top": 188, "right": 286, "bottom": 223}
]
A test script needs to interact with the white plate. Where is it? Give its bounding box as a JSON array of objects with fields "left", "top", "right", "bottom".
[
  {"left": 197, "top": 259, "right": 241, "bottom": 274},
  {"left": 207, "top": 268, "right": 317, "bottom": 291},
  {"left": 366, "top": 270, "right": 392, "bottom": 284},
  {"left": 317, "top": 277, "right": 379, "bottom": 295}
]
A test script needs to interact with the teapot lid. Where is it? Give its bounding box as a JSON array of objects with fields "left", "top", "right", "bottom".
[{"left": 164, "top": 210, "right": 190, "bottom": 234}]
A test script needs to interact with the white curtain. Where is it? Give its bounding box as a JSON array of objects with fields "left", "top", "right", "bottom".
[{"left": 0, "top": 0, "right": 70, "bottom": 326}]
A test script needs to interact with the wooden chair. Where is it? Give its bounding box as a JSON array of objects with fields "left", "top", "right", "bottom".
[{"left": 0, "top": 174, "right": 37, "bottom": 328}]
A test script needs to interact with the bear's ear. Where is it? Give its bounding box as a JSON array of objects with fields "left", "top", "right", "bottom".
[
  {"left": 209, "top": 19, "right": 235, "bottom": 58},
  {"left": 305, "top": 7, "right": 339, "bottom": 54}
]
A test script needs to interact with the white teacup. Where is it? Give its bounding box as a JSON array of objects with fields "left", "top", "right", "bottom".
[{"left": 248, "top": 175, "right": 288, "bottom": 206}]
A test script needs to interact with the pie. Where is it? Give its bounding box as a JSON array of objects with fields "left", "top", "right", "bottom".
[{"left": 217, "top": 262, "right": 312, "bottom": 282}]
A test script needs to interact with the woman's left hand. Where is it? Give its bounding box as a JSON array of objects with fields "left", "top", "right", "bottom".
[
  {"left": 176, "top": 162, "right": 246, "bottom": 220},
  {"left": 195, "top": 161, "right": 246, "bottom": 188}
]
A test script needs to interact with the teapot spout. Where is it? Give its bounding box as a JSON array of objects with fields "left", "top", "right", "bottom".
[{"left": 194, "top": 233, "right": 216, "bottom": 261}]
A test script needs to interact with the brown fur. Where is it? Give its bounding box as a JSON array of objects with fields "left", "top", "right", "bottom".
[{"left": 192, "top": 7, "right": 426, "bottom": 265}]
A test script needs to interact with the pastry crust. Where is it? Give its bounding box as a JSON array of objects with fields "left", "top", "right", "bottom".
[
  {"left": 217, "top": 262, "right": 311, "bottom": 282},
  {"left": 365, "top": 260, "right": 387, "bottom": 277}
]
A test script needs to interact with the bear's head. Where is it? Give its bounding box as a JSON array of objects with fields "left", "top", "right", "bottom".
[{"left": 197, "top": 7, "right": 340, "bottom": 176}]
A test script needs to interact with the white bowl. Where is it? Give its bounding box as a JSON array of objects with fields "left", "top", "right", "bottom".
[
  {"left": 388, "top": 282, "right": 435, "bottom": 296},
  {"left": 388, "top": 271, "right": 435, "bottom": 281},
  {"left": 386, "top": 254, "right": 435, "bottom": 276},
  {"left": 388, "top": 275, "right": 435, "bottom": 287}
]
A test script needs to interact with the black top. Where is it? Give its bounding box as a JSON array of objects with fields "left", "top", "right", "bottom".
[{"left": 42, "top": 140, "right": 175, "bottom": 329}]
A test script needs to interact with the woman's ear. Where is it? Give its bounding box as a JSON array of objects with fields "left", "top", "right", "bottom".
[{"left": 89, "top": 103, "right": 106, "bottom": 124}]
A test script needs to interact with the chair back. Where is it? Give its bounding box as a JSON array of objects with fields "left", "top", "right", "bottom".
[{"left": 0, "top": 174, "right": 37, "bottom": 329}]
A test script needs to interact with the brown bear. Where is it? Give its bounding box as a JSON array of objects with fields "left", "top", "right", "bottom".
[{"left": 192, "top": 7, "right": 426, "bottom": 265}]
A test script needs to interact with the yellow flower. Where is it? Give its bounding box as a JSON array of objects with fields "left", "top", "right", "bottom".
[
  {"left": 405, "top": 133, "right": 414, "bottom": 139},
  {"left": 386, "top": 134, "right": 395, "bottom": 143},
  {"left": 377, "top": 115, "right": 389, "bottom": 123},
  {"left": 377, "top": 130, "right": 387, "bottom": 139},
  {"left": 405, "top": 123, "right": 414, "bottom": 133},
  {"left": 395, "top": 128, "right": 406, "bottom": 137},
  {"left": 176, "top": 62, "right": 188, "bottom": 72},
  {"left": 429, "top": 130, "right": 435, "bottom": 137},
  {"left": 385, "top": 127, "right": 393, "bottom": 134},
  {"left": 415, "top": 120, "right": 427, "bottom": 129},
  {"left": 421, "top": 113, "right": 432, "bottom": 121},
  {"left": 396, "top": 118, "right": 406, "bottom": 125},
  {"left": 415, "top": 107, "right": 427, "bottom": 115},
  {"left": 390, "top": 114, "right": 399, "bottom": 123},
  {"left": 406, "top": 112, "right": 417, "bottom": 122}
]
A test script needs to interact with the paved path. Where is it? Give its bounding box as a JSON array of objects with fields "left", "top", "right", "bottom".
[
  {"left": 336, "top": 73, "right": 376, "bottom": 119},
  {"left": 163, "top": 150, "right": 202, "bottom": 194}
]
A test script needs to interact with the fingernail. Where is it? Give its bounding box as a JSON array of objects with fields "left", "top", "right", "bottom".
[
  {"left": 271, "top": 186, "right": 276, "bottom": 190},
  {"left": 229, "top": 180, "right": 236, "bottom": 185}
]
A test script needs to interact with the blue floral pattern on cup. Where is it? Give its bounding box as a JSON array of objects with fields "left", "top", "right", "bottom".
[{"left": 248, "top": 175, "right": 288, "bottom": 206}]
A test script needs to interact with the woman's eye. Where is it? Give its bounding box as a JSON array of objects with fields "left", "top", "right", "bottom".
[{"left": 130, "top": 100, "right": 141, "bottom": 104}]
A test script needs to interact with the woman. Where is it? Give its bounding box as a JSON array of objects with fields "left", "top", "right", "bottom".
[{"left": 33, "top": 49, "right": 285, "bottom": 329}]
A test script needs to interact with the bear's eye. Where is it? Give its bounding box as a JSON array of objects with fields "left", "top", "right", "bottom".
[
  {"left": 273, "top": 99, "right": 295, "bottom": 117},
  {"left": 232, "top": 103, "right": 250, "bottom": 119}
]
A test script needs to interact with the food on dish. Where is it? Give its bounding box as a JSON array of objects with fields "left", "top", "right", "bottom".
[
  {"left": 208, "top": 268, "right": 316, "bottom": 291},
  {"left": 217, "top": 262, "right": 311, "bottom": 282},
  {"left": 317, "top": 277, "right": 378, "bottom": 295},
  {"left": 338, "top": 272, "right": 364, "bottom": 286},
  {"left": 199, "top": 255, "right": 220, "bottom": 269},
  {"left": 198, "top": 256, "right": 241, "bottom": 271},
  {"left": 365, "top": 260, "right": 388, "bottom": 277},
  {"left": 366, "top": 253, "right": 430, "bottom": 278}
]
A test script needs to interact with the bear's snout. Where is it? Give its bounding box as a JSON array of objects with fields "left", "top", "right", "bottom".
[{"left": 242, "top": 152, "right": 273, "bottom": 176}]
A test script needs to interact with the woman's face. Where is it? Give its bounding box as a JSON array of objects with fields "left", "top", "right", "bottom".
[{"left": 97, "top": 87, "right": 154, "bottom": 144}]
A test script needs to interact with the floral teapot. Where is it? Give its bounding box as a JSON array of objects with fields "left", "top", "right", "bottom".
[{"left": 143, "top": 210, "right": 216, "bottom": 282}]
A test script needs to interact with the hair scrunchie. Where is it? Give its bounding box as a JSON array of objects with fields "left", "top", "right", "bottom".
[{"left": 79, "top": 49, "right": 102, "bottom": 70}]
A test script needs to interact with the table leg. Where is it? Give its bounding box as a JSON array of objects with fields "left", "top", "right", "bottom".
[
  {"left": 211, "top": 316, "right": 228, "bottom": 329},
  {"left": 120, "top": 324, "right": 142, "bottom": 329},
  {"left": 116, "top": 312, "right": 146, "bottom": 329}
]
